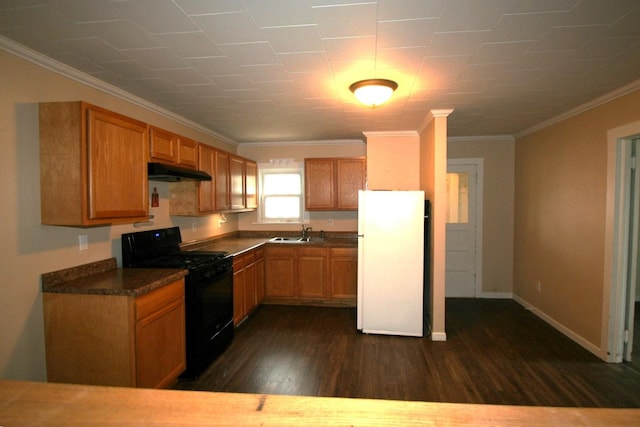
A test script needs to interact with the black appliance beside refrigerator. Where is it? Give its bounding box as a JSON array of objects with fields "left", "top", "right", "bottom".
[{"left": 424, "top": 200, "right": 431, "bottom": 337}]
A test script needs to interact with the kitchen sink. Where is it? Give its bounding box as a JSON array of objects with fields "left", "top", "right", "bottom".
[{"left": 269, "top": 236, "right": 326, "bottom": 243}]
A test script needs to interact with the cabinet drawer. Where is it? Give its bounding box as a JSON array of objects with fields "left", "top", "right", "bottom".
[
  {"left": 266, "top": 246, "right": 295, "bottom": 257},
  {"left": 298, "top": 247, "right": 327, "bottom": 257},
  {"left": 330, "top": 247, "right": 357, "bottom": 257},
  {"left": 233, "top": 254, "right": 247, "bottom": 270},
  {"left": 135, "top": 280, "right": 184, "bottom": 321}
]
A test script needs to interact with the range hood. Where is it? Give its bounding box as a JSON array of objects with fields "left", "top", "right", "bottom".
[{"left": 148, "top": 162, "right": 212, "bottom": 182}]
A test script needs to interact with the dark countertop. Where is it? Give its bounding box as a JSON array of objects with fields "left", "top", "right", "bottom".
[
  {"left": 42, "top": 257, "right": 187, "bottom": 297},
  {"left": 182, "top": 234, "right": 358, "bottom": 256}
]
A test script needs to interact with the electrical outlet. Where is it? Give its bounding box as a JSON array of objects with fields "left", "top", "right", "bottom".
[
  {"left": 327, "top": 218, "right": 334, "bottom": 225},
  {"left": 536, "top": 281, "right": 541, "bottom": 292},
  {"left": 78, "top": 235, "right": 88, "bottom": 251},
  {"left": 191, "top": 222, "right": 197, "bottom": 232}
]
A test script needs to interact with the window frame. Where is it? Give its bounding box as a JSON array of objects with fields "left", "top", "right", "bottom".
[{"left": 257, "top": 161, "right": 306, "bottom": 224}]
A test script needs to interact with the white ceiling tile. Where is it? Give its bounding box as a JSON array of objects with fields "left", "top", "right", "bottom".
[
  {"left": 278, "top": 52, "right": 331, "bottom": 72},
  {"left": 52, "top": 37, "right": 130, "bottom": 63},
  {"left": 488, "top": 12, "right": 567, "bottom": 42},
  {"left": 322, "top": 36, "right": 376, "bottom": 61},
  {"left": 244, "top": 0, "right": 315, "bottom": 27},
  {"left": 240, "top": 63, "right": 291, "bottom": 82},
  {"left": 121, "top": 47, "right": 187, "bottom": 69},
  {"left": 377, "top": 0, "right": 445, "bottom": 21},
  {"left": 377, "top": 18, "right": 438, "bottom": 49},
  {"left": 112, "top": 0, "right": 198, "bottom": 34},
  {"left": 427, "top": 31, "right": 491, "bottom": 57},
  {"left": 262, "top": 25, "right": 323, "bottom": 53},
  {"left": 312, "top": 3, "right": 377, "bottom": 38},
  {"left": 220, "top": 42, "right": 279, "bottom": 66},
  {"left": 209, "top": 74, "right": 257, "bottom": 91},
  {"left": 153, "top": 32, "right": 225, "bottom": 59},
  {"left": 174, "top": 0, "right": 246, "bottom": 15},
  {"left": 531, "top": 25, "right": 607, "bottom": 52},
  {"left": 437, "top": 0, "right": 506, "bottom": 32},
  {"left": 471, "top": 41, "right": 535, "bottom": 64},
  {"left": 187, "top": 56, "right": 240, "bottom": 76},
  {"left": 192, "top": 12, "right": 265, "bottom": 44},
  {"left": 156, "top": 68, "right": 210, "bottom": 85},
  {"left": 376, "top": 47, "right": 427, "bottom": 73},
  {"left": 96, "top": 60, "right": 156, "bottom": 80},
  {"left": 80, "top": 20, "right": 160, "bottom": 50},
  {"left": 42, "top": 0, "right": 125, "bottom": 22}
]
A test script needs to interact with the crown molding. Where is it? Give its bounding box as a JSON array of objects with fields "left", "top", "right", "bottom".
[
  {"left": 0, "top": 35, "right": 238, "bottom": 147},
  {"left": 362, "top": 130, "right": 419, "bottom": 138},
  {"left": 448, "top": 135, "right": 515, "bottom": 143},
  {"left": 418, "top": 109, "right": 455, "bottom": 133},
  {"left": 516, "top": 78, "right": 640, "bottom": 139},
  {"left": 239, "top": 139, "right": 365, "bottom": 147}
]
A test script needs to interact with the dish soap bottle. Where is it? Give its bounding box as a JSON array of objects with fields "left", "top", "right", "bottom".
[{"left": 151, "top": 187, "right": 159, "bottom": 207}]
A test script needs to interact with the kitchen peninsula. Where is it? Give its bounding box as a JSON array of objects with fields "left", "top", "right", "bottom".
[{"left": 1, "top": 379, "right": 639, "bottom": 426}]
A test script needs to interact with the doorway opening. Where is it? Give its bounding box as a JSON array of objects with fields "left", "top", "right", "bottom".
[
  {"left": 446, "top": 158, "right": 483, "bottom": 298},
  {"left": 607, "top": 126, "right": 640, "bottom": 363}
]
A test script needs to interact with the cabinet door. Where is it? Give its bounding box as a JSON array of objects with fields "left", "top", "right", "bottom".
[
  {"left": 177, "top": 137, "right": 198, "bottom": 169},
  {"left": 134, "top": 280, "right": 186, "bottom": 389},
  {"left": 255, "top": 249, "right": 265, "bottom": 304},
  {"left": 245, "top": 160, "right": 258, "bottom": 209},
  {"left": 265, "top": 246, "right": 295, "bottom": 297},
  {"left": 87, "top": 107, "right": 148, "bottom": 220},
  {"left": 135, "top": 299, "right": 186, "bottom": 388},
  {"left": 337, "top": 158, "right": 366, "bottom": 210},
  {"left": 297, "top": 247, "right": 328, "bottom": 298},
  {"left": 215, "top": 150, "right": 230, "bottom": 210},
  {"left": 305, "top": 159, "right": 335, "bottom": 210},
  {"left": 229, "top": 155, "right": 245, "bottom": 209},
  {"left": 245, "top": 259, "right": 257, "bottom": 314},
  {"left": 149, "top": 126, "right": 177, "bottom": 163},
  {"left": 198, "top": 144, "right": 215, "bottom": 213},
  {"left": 233, "top": 264, "right": 246, "bottom": 326},
  {"left": 330, "top": 247, "right": 358, "bottom": 299}
]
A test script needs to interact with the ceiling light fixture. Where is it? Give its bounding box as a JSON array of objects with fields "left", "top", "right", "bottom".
[{"left": 349, "top": 79, "right": 398, "bottom": 108}]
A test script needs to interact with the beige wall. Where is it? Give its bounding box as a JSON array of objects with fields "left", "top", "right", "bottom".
[
  {"left": 514, "top": 89, "right": 640, "bottom": 356},
  {"left": 419, "top": 112, "right": 450, "bottom": 340},
  {"left": 448, "top": 138, "right": 515, "bottom": 294},
  {"left": 363, "top": 131, "right": 420, "bottom": 190},
  {"left": 0, "top": 49, "right": 238, "bottom": 381},
  {"left": 237, "top": 141, "right": 366, "bottom": 233}
]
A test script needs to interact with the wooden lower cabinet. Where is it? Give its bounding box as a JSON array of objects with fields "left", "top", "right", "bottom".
[
  {"left": 233, "top": 247, "right": 265, "bottom": 326},
  {"left": 43, "top": 280, "right": 186, "bottom": 388},
  {"left": 329, "top": 247, "right": 358, "bottom": 300},
  {"left": 297, "top": 247, "right": 328, "bottom": 298},
  {"left": 265, "top": 245, "right": 356, "bottom": 306}
]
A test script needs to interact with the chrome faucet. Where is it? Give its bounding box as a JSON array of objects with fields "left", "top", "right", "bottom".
[{"left": 301, "top": 225, "right": 312, "bottom": 240}]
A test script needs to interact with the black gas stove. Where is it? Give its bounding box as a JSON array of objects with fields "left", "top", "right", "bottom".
[{"left": 122, "top": 227, "right": 234, "bottom": 378}]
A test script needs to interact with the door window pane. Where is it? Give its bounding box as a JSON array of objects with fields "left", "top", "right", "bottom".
[{"left": 447, "top": 172, "right": 469, "bottom": 223}]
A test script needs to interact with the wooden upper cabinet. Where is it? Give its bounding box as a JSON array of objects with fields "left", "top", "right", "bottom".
[
  {"left": 198, "top": 144, "right": 216, "bottom": 213},
  {"left": 177, "top": 137, "right": 198, "bottom": 169},
  {"left": 305, "top": 158, "right": 335, "bottom": 210},
  {"left": 245, "top": 160, "right": 258, "bottom": 210},
  {"left": 40, "top": 101, "right": 149, "bottom": 226},
  {"left": 149, "top": 126, "right": 197, "bottom": 169},
  {"left": 305, "top": 157, "right": 366, "bottom": 211},
  {"left": 229, "top": 155, "right": 245, "bottom": 210},
  {"left": 336, "top": 158, "right": 366, "bottom": 209},
  {"left": 215, "top": 149, "right": 230, "bottom": 211}
]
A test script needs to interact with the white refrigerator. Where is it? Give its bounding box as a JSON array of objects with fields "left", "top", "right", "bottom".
[{"left": 357, "top": 190, "right": 425, "bottom": 337}]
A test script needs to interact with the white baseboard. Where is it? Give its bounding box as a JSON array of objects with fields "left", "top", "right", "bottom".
[
  {"left": 512, "top": 295, "right": 606, "bottom": 361},
  {"left": 479, "top": 292, "right": 513, "bottom": 299},
  {"left": 431, "top": 332, "right": 447, "bottom": 341}
]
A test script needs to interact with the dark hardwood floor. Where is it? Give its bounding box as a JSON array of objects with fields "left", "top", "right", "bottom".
[{"left": 174, "top": 299, "right": 640, "bottom": 408}]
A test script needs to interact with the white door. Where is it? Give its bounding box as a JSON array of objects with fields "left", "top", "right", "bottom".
[{"left": 446, "top": 160, "right": 482, "bottom": 298}]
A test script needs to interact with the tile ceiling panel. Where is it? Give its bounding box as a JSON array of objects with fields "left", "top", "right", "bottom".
[{"left": 0, "top": 0, "right": 639, "bottom": 142}]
